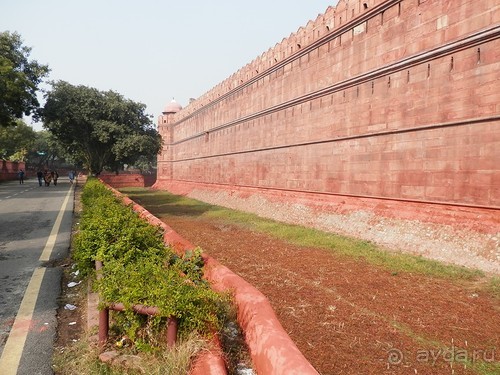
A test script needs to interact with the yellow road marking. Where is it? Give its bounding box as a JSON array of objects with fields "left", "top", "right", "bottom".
[
  {"left": 39, "top": 184, "right": 74, "bottom": 262},
  {"left": 0, "top": 184, "right": 74, "bottom": 373},
  {"left": 0, "top": 268, "right": 46, "bottom": 374}
]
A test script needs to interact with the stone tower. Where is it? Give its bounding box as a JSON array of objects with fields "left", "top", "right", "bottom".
[{"left": 156, "top": 99, "right": 182, "bottom": 181}]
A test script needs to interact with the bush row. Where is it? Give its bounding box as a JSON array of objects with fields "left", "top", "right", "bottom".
[{"left": 73, "top": 178, "right": 226, "bottom": 344}]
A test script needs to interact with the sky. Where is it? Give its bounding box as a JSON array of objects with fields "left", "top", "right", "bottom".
[{"left": 1, "top": 0, "right": 337, "bottom": 130}]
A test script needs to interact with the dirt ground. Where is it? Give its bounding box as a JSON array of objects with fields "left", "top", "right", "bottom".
[
  {"left": 148, "top": 213, "right": 499, "bottom": 374},
  {"left": 54, "top": 185, "right": 499, "bottom": 375}
]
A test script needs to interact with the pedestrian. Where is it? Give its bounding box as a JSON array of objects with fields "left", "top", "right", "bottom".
[
  {"left": 44, "top": 170, "right": 52, "bottom": 186},
  {"left": 37, "top": 170, "right": 43, "bottom": 186},
  {"left": 18, "top": 169, "right": 25, "bottom": 184},
  {"left": 52, "top": 170, "right": 59, "bottom": 186},
  {"left": 68, "top": 170, "right": 75, "bottom": 184}
]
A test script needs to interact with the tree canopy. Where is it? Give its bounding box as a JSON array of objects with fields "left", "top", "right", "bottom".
[
  {"left": 0, "top": 119, "right": 36, "bottom": 161},
  {"left": 41, "top": 81, "right": 161, "bottom": 175},
  {"left": 0, "top": 31, "right": 50, "bottom": 127},
  {"left": 26, "top": 130, "right": 69, "bottom": 170}
]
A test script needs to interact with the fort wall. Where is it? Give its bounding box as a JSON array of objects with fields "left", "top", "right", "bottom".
[
  {"left": 155, "top": 0, "right": 500, "bottom": 272},
  {"left": 99, "top": 173, "right": 156, "bottom": 188},
  {"left": 0, "top": 160, "right": 26, "bottom": 182}
]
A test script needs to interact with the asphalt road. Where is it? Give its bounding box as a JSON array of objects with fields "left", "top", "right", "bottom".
[{"left": 0, "top": 176, "right": 74, "bottom": 375}]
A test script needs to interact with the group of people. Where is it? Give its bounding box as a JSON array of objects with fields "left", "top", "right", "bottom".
[
  {"left": 17, "top": 169, "right": 78, "bottom": 186},
  {"left": 36, "top": 170, "right": 59, "bottom": 186}
]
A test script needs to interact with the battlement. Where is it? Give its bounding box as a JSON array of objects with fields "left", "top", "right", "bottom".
[{"left": 155, "top": 0, "right": 500, "bottom": 273}]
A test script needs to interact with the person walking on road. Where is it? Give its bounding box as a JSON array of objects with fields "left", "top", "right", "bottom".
[
  {"left": 68, "top": 170, "right": 75, "bottom": 184},
  {"left": 18, "top": 169, "right": 25, "bottom": 184},
  {"left": 52, "top": 170, "right": 59, "bottom": 186},
  {"left": 44, "top": 170, "right": 52, "bottom": 186},
  {"left": 37, "top": 170, "right": 43, "bottom": 186}
]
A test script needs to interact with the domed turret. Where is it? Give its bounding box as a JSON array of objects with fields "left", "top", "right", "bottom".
[{"left": 162, "top": 99, "right": 182, "bottom": 114}]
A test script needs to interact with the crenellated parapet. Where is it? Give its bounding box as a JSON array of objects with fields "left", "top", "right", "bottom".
[
  {"left": 175, "top": 1, "right": 363, "bottom": 119},
  {"left": 155, "top": 0, "right": 500, "bottom": 273},
  {"left": 170, "top": 0, "right": 426, "bottom": 120}
]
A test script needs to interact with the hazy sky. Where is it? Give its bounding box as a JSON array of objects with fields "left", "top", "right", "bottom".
[{"left": 1, "top": 0, "right": 337, "bottom": 130}]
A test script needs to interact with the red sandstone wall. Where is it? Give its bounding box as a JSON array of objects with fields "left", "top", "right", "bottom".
[
  {"left": 99, "top": 173, "right": 156, "bottom": 188},
  {"left": 0, "top": 161, "right": 26, "bottom": 182},
  {"left": 155, "top": 0, "right": 500, "bottom": 270}
]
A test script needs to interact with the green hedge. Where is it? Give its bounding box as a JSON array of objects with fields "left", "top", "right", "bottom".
[{"left": 73, "top": 178, "right": 226, "bottom": 343}]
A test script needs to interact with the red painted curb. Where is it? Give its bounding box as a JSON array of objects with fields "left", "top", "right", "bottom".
[
  {"left": 203, "top": 256, "right": 318, "bottom": 374},
  {"left": 102, "top": 181, "right": 318, "bottom": 374},
  {"left": 189, "top": 335, "right": 227, "bottom": 375}
]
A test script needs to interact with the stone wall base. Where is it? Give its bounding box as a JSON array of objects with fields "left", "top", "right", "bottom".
[{"left": 154, "top": 179, "right": 500, "bottom": 274}]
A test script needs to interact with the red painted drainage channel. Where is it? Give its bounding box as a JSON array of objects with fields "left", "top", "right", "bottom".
[{"left": 102, "top": 181, "right": 319, "bottom": 375}]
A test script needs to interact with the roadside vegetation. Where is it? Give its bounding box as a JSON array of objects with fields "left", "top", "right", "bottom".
[
  {"left": 53, "top": 178, "right": 233, "bottom": 375},
  {"left": 54, "top": 331, "right": 207, "bottom": 375}
]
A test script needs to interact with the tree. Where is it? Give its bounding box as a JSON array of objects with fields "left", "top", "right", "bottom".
[
  {"left": 0, "top": 119, "right": 36, "bottom": 161},
  {"left": 0, "top": 31, "right": 50, "bottom": 127},
  {"left": 26, "top": 130, "right": 69, "bottom": 170},
  {"left": 41, "top": 81, "right": 162, "bottom": 175}
]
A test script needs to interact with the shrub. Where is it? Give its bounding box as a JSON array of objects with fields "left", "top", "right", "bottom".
[{"left": 73, "top": 178, "right": 227, "bottom": 344}]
